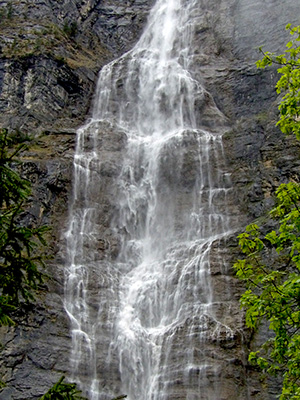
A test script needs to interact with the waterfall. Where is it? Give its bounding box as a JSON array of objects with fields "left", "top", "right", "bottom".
[{"left": 64, "top": 0, "right": 240, "bottom": 399}]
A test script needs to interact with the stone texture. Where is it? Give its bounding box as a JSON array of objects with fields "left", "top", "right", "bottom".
[
  {"left": 0, "top": 0, "right": 153, "bottom": 134},
  {"left": 1, "top": 0, "right": 300, "bottom": 399}
]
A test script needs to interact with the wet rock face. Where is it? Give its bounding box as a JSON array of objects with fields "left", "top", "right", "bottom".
[{"left": 1, "top": 0, "right": 300, "bottom": 399}]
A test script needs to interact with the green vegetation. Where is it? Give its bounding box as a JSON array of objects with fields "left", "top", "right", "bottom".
[
  {"left": 234, "top": 25, "right": 300, "bottom": 400},
  {"left": 0, "top": 128, "right": 48, "bottom": 326},
  {"left": 0, "top": 17, "right": 102, "bottom": 69},
  {"left": 0, "top": 2, "right": 107, "bottom": 70},
  {"left": 39, "top": 375, "right": 127, "bottom": 400},
  {"left": 0, "top": 2, "right": 73, "bottom": 59},
  {"left": 0, "top": 2, "right": 14, "bottom": 22},
  {"left": 63, "top": 21, "right": 78, "bottom": 38},
  {"left": 257, "top": 24, "right": 300, "bottom": 140},
  {"left": 1, "top": 22, "right": 70, "bottom": 60},
  {"left": 39, "top": 376, "right": 88, "bottom": 400}
]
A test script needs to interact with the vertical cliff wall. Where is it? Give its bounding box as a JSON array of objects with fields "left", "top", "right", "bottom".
[{"left": 0, "top": 0, "right": 300, "bottom": 399}]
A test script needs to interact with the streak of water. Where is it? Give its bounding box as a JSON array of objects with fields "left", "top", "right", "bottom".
[{"left": 65, "top": 0, "right": 239, "bottom": 399}]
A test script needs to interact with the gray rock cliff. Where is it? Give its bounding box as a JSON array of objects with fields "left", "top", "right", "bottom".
[{"left": 0, "top": 0, "right": 300, "bottom": 399}]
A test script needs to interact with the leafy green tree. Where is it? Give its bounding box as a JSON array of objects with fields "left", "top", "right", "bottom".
[
  {"left": 256, "top": 24, "right": 300, "bottom": 139},
  {"left": 0, "top": 128, "right": 48, "bottom": 326},
  {"left": 234, "top": 24, "right": 300, "bottom": 400}
]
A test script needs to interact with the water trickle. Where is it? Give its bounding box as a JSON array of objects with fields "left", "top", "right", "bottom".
[{"left": 65, "top": 0, "right": 239, "bottom": 399}]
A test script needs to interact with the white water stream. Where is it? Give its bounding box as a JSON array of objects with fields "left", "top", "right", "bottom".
[{"left": 64, "top": 0, "right": 237, "bottom": 398}]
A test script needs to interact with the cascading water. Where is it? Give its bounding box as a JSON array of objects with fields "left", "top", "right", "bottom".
[{"left": 64, "top": 0, "right": 242, "bottom": 399}]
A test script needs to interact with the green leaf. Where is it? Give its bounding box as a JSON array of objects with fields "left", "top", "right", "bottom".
[{"left": 235, "top": 36, "right": 300, "bottom": 395}]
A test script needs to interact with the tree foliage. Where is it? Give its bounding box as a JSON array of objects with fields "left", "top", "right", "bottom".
[
  {"left": 234, "top": 25, "right": 300, "bottom": 400},
  {"left": 0, "top": 128, "right": 48, "bottom": 326},
  {"left": 39, "top": 376, "right": 127, "bottom": 400},
  {"left": 39, "top": 376, "right": 88, "bottom": 400},
  {"left": 256, "top": 24, "right": 300, "bottom": 140}
]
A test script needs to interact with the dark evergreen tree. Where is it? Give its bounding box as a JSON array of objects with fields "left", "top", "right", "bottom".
[{"left": 0, "top": 128, "right": 48, "bottom": 325}]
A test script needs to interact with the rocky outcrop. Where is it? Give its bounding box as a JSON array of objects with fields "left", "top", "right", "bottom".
[
  {"left": 1, "top": 0, "right": 300, "bottom": 399},
  {"left": 0, "top": 0, "right": 152, "bottom": 134}
]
